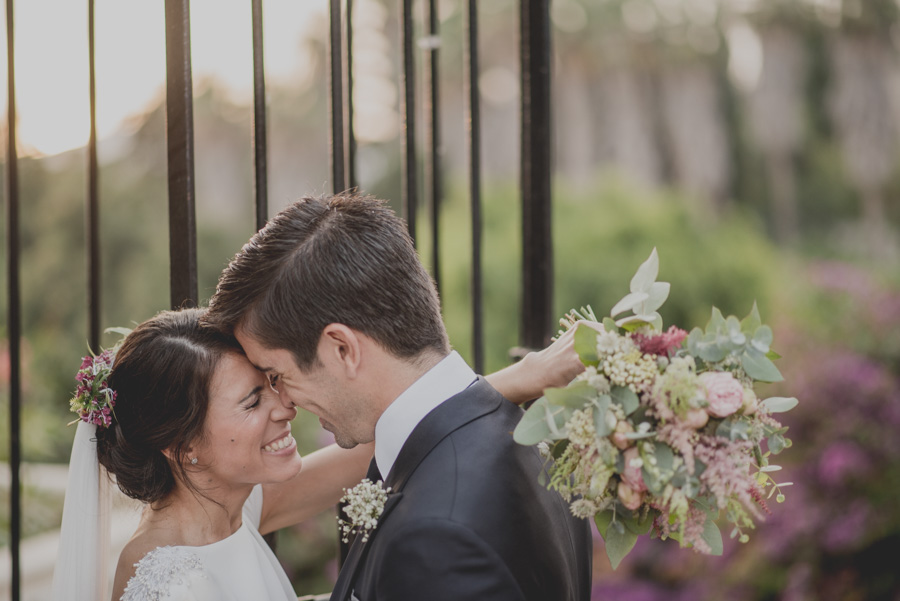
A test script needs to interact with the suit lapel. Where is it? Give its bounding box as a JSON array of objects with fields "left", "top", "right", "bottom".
[
  {"left": 331, "top": 378, "right": 505, "bottom": 600},
  {"left": 385, "top": 377, "right": 502, "bottom": 491}
]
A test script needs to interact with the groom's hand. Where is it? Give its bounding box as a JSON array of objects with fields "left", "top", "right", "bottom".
[{"left": 489, "top": 321, "right": 599, "bottom": 405}]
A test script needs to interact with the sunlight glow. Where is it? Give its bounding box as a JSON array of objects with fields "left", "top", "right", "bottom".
[{"left": 3, "top": 0, "right": 325, "bottom": 157}]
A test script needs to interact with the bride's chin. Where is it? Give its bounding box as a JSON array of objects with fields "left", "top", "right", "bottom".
[{"left": 274, "top": 457, "right": 303, "bottom": 482}]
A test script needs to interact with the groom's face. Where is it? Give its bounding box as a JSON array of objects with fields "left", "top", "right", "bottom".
[{"left": 236, "top": 327, "right": 375, "bottom": 449}]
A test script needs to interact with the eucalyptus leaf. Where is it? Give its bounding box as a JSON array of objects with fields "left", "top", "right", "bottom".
[
  {"left": 740, "top": 302, "right": 762, "bottom": 336},
  {"left": 752, "top": 325, "right": 774, "bottom": 350},
  {"left": 513, "top": 397, "right": 554, "bottom": 445},
  {"left": 551, "top": 439, "right": 570, "bottom": 459},
  {"left": 700, "top": 516, "right": 724, "bottom": 556},
  {"left": 725, "top": 316, "right": 747, "bottom": 347},
  {"left": 594, "top": 510, "right": 614, "bottom": 537},
  {"left": 610, "top": 386, "right": 640, "bottom": 415},
  {"left": 573, "top": 323, "right": 600, "bottom": 366},
  {"left": 622, "top": 508, "right": 655, "bottom": 535},
  {"left": 603, "top": 521, "right": 639, "bottom": 569},
  {"left": 602, "top": 317, "right": 619, "bottom": 333},
  {"left": 753, "top": 325, "right": 775, "bottom": 352},
  {"left": 716, "top": 418, "right": 751, "bottom": 441},
  {"left": 768, "top": 434, "right": 786, "bottom": 454},
  {"left": 642, "top": 466, "right": 664, "bottom": 495},
  {"left": 687, "top": 328, "right": 704, "bottom": 356},
  {"left": 544, "top": 403, "right": 564, "bottom": 438},
  {"left": 706, "top": 307, "right": 726, "bottom": 332},
  {"left": 766, "top": 349, "right": 782, "bottom": 360},
  {"left": 592, "top": 395, "right": 613, "bottom": 437},
  {"left": 545, "top": 381, "right": 597, "bottom": 409},
  {"left": 740, "top": 349, "right": 784, "bottom": 382},
  {"left": 652, "top": 442, "right": 675, "bottom": 472},
  {"left": 760, "top": 396, "right": 798, "bottom": 413},
  {"left": 696, "top": 334, "right": 727, "bottom": 363},
  {"left": 723, "top": 418, "right": 750, "bottom": 442}
]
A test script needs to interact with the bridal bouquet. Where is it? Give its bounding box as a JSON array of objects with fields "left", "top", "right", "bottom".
[{"left": 514, "top": 249, "right": 796, "bottom": 568}]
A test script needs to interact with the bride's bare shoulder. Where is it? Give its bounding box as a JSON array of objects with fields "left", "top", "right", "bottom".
[{"left": 111, "top": 532, "right": 162, "bottom": 601}]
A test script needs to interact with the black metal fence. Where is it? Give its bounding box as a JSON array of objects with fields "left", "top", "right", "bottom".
[{"left": 3, "top": 1, "right": 554, "bottom": 597}]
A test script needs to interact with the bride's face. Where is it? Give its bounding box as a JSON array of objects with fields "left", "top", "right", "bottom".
[{"left": 193, "top": 352, "right": 303, "bottom": 488}]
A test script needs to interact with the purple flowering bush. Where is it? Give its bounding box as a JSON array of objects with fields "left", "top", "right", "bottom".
[{"left": 591, "top": 260, "right": 900, "bottom": 600}]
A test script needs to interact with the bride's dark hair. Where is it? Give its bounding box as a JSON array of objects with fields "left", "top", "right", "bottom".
[{"left": 96, "top": 308, "right": 240, "bottom": 504}]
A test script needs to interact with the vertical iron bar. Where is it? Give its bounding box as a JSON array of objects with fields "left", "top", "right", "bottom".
[
  {"left": 87, "top": 0, "right": 101, "bottom": 350},
  {"left": 164, "top": 0, "right": 198, "bottom": 309},
  {"left": 333, "top": 0, "right": 350, "bottom": 568},
  {"left": 251, "top": 0, "right": 268, "bottom": 231},
  {"left": 519, "top": 0, "right": 553, "bottom": 350},
  {"left": 328, "top": 0, "right": 346, "bottom": 193},
  {"left": 425, "top": 0, "right": 441, "bottom": 294},
  {"left": 400, "top": 0, "right": 417, "bottom": 242},
  {"left": 464, "top": 0, "right": 483, "bottom": 374},
  {"left": 345, "top": 0, "right": 356, "bottom": 190},
  {"left": 5, "top": 0, "right": 21, "bottom": 596},
  {"left": 251, "top": 0, "right": 276, "bottom": 554}
]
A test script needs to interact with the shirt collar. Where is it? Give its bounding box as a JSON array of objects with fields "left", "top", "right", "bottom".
[{"left": 374, "top": 351, "right": 477, "bottom": 481}]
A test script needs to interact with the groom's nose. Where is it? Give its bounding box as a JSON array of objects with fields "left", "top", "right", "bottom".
[{"left": 278, "top": 391, "right": 296, "bottom": 409}]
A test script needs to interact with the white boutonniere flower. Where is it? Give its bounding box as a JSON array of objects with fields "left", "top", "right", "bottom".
[{"left": 338, "top": 478, "right": 392, "bottom": 543}]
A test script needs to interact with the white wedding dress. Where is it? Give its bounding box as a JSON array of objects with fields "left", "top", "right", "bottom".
[{"left": 120, "top": 485, "right": 297, "bottom": 601}]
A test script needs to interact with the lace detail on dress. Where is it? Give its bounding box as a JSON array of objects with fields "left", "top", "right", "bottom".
[{"left": 121, "top": 546, "right": 205, "bottom": 601}]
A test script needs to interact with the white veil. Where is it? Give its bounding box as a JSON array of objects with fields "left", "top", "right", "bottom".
[{"left": 51, "top": 420, "right": 111, "bottom": 600}]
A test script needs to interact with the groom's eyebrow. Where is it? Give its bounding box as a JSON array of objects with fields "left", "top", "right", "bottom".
[{"left": 247, "top": 360, "right": 270, "bottom": 373}]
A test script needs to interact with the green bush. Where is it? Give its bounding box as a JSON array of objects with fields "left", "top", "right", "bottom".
[{"left": 429, "top": 173, "right": 781, "bottom": 374}]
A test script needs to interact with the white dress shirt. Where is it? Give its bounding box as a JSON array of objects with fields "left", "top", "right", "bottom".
[{"left": 374, "top": 351, "right": 477, "bottom": 480}]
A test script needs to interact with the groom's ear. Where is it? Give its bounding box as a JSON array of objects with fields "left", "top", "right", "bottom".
[{"left": 319, "top": 323, "right": 362, "bottom": 378}]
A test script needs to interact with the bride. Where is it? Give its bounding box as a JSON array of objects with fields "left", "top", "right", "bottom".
[{"left": 52, "top": 307, "right": 586, "bottom": 601}]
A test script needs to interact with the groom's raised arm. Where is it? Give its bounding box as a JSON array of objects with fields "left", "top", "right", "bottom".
[{"left": 375, "top": 520, "right": 527, "bottom": 601}]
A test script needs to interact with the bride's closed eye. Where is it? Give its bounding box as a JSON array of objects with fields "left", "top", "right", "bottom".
[{"left": 246, "top": 395, "right": 261, "bottom": 409}]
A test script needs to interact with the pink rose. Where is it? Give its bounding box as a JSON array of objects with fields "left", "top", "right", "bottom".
[
  {"left": 621, "top": 447, "right": 647, "bottom": 492},
  {"left": 699, "top": 371, "right": 744, "bottom": 418},
  {"left": 617, "top": 481, "right": 644, "bottom": 511}
]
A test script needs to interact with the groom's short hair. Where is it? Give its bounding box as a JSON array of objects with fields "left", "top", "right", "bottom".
[{"left": 204, "top": 191, "right": 449, "bottom": 369}]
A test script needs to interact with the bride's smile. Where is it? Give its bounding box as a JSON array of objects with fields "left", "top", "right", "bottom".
[{"left": 196, "top": 352, "right": 304, "bottom": 488}]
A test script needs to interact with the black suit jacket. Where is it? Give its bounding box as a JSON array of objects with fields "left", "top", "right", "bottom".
[{"left": 330, "top": 378, "right": 592, "bottom": 601}]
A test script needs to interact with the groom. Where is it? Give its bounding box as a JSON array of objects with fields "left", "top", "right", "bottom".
[{"left": 204, "top": 192, "right": 592, "bottom": 601}]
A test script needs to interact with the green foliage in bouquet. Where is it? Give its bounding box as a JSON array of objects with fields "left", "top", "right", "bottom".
[{"left": 514, "top": 249, "right": 797, "bottom": 569}]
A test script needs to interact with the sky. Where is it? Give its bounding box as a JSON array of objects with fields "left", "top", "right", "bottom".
[{"left": 2, "top": 0, "right": 326, "bottom": 157}]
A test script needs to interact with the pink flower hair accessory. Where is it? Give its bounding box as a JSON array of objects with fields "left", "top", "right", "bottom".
[{"left": 69, "top": 328, "right": 130, "bottom": 428}]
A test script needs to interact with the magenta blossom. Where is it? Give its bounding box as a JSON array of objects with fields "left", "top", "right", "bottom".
[{"left": 632, "top": 325, "right": 688, "bottom": 357}]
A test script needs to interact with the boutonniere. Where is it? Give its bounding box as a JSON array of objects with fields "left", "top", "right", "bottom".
[{"left": 338, "top": 478, "right": 392, "bottom": 544}]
